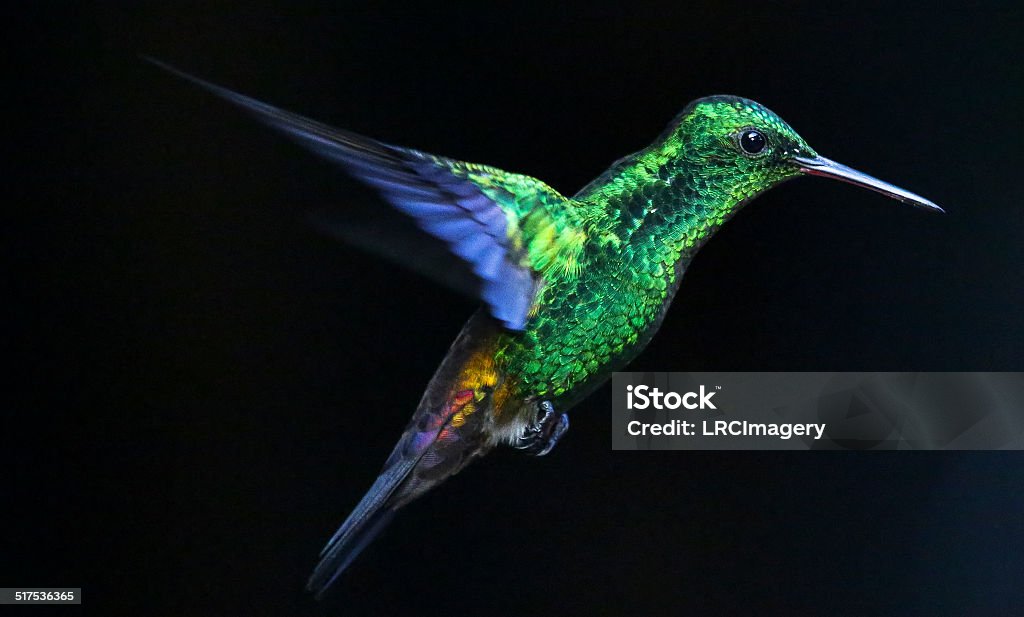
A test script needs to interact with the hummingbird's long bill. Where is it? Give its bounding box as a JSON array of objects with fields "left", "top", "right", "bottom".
[{"left": 794, "top": 155, "right": 944, "bottom": 213}]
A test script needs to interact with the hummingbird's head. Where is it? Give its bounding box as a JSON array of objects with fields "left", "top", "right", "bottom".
[{"left": 659, "top": 95, "right": 942, "bottom": 212}]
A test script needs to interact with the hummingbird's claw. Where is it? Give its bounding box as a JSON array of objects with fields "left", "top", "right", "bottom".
[{"left": 514, "top": 400, "right": 569, "bottom": 456}]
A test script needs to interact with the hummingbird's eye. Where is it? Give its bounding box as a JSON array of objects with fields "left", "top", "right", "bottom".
[{"left": 738, "top": 129, "right": 767, "bottom": 155}]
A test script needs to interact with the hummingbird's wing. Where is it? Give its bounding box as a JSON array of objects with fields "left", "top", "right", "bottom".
[
  {"left": 148, "top": 59, "right": 587, "bottom": 331},
  {"left": 307, "top": 204, "right": 484, "bottom": 299}
]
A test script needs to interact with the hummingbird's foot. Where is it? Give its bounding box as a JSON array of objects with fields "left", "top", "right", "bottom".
[{"left": 513, "top": 400, "right": 569, "bottom": 457}]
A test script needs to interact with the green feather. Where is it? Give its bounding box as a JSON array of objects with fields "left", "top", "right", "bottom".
[{"left": 495, "top": 96, "right": 815, "bottom": 402}]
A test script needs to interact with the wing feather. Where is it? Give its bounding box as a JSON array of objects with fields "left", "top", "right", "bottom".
[{"left": 148, "top": 58, "right": 587, "bottom": 330}]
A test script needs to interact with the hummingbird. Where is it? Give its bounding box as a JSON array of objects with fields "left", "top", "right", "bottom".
[{"left": 147, "top": 58, "right": 942, "bottom": 597}]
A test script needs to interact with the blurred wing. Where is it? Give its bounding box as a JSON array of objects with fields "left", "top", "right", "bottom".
[
  {"left": 307, "top": 205, "right": 483, "bottom": 299},
  {"left": 147, "top": 58, "right": 587, "bottom": 330}
]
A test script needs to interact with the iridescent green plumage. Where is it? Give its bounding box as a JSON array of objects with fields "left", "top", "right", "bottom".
[
  {"left": 494, "top": 96, "right": 816, "bottom": 403},
  {"left": 150, "top": 59, "right": 941, "bottom": 594},
  {"left": 420, "top": 154, "right": 595, "bottom": 280}
]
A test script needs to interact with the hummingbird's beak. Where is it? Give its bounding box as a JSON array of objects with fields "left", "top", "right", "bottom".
[{"left": 793, "top": 155, "right": 944, "bottom": 213}]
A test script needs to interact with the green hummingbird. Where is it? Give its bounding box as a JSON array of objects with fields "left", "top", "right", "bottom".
[{"left": 147, "top": 58, "right": 942, "bottom": 597}]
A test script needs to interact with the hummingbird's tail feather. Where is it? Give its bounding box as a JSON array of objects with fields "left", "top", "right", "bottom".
[
  {"left": 306, "top": 463, "right": 408, "bottom": 598},
  {"left": 307, "top": 420, "right": 437, "bottom": 598},
  {"left": 307, "top": 313, "right": 506, "bottom": 597},
  {"left": 317, "top": 460, "right": 414, "bottom": 560},
  {"left": 306, "top": 406, "right": 491, "bottom": 598}
]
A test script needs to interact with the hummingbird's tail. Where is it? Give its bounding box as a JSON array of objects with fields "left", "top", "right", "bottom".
[
  {"left": 306, "top": 392, "right": 495, "bottom": 599},
  {"left": 305, "top": 460, "right": 406, "bottom": 597},
  {"left": 307, "top": 313, "right": 506, "bottom": 598}
]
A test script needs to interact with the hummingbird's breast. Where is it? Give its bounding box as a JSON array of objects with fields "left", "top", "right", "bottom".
[{"left": 493, "top": 240, "right": 689, "bottom": 410}]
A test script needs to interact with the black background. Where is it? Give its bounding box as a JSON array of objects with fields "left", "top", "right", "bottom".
[{"left": 8, "top": 3, "right": 1024, "bottom": 616}]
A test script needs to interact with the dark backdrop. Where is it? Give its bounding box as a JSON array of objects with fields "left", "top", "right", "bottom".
[{"left": 8, "top": 3, "right": 1024, "bottom": 616}]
